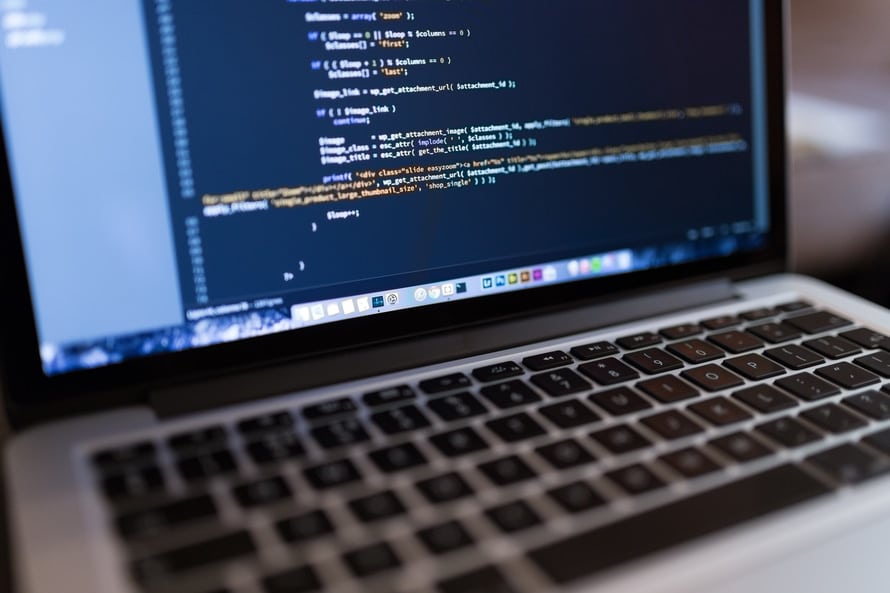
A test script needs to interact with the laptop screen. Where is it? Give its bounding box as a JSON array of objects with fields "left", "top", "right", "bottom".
[{"left": 0, "top": 0, "right": 770, "bottom": 376}]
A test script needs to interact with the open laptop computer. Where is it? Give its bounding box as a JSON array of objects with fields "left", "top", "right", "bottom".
[{"left": 3, "top": 0, "right": 890, "bottom": 592}]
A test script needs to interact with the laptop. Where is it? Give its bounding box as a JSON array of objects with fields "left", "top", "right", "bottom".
[{"left": 3, "top": 0, "right": 890, "bottom": 591}]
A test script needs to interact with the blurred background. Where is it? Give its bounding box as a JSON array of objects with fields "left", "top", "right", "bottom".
[{"left": 789, "top": 0, "right": 890, "bottom": 307}]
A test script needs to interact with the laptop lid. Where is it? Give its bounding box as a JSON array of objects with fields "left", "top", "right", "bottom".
[{"left": 0, "top": 0, "right": 787, "bottom": 424}]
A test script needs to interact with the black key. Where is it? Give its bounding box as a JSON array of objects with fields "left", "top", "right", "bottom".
[
  {"left": 778, "top": 301, "right": 813, "bottom": 313},
  {"left": 682, "top": 364, "right": 744, "bottom": 392},
  {"left": 486, "top": 501, "right": 542, "bottom": 533},
  {"left": 536, "top": 439, "right": 596, "bottom": 469},
  {"left": 372, "top": 405, "right": 431, "bottom": 435},
  {"left": 233, "top": 476, "right": 292, "bottom": 509},
  {"left": 131, "top": 531, "right": 255, "bottom": 583},
  {"left": 178, "top": 450, "right": 237, "bottom": 482},
  {"left": 369, "top": 442, "right": 427, "bottom": 473},
  {"left": 775, "top": 373, "right": 841, "bottom": 401},
  {"left": 689, "top": 397, "right": 752, "bottom": 427},
  {"left": 349, "top": 491, "right": 406, "bottom": 523},
  {"left": 169, "top": 427, "right": 227, "bottom": 455},
  {"left": 311, "top": 419, "right": 370, "bottom": 449},
  {"left": 472, "top": 361, "right": 524, "bottom": 383},
  {"left": 723, "top": 354, "right": 786, "bottom": 380},
  {"left": 841, "top": 328, "right": 890, "bottom": 351},
  {"left": 765, "top": 344, "right": 825, "bottom": 370},
  {"left": 660, "top": 447, "right": 721, "bottom": 478},
  {"left": 101, "top": 466, "right": 165, "bottom": 501},
  {"left": 262, "top": 566, "right": 322, "bottom": 593},
  {"left": 579, "top": 358, "right": 639, "bottom": 386},
  {"left": 740, "top": 307, "right": 778, "bottom": 321},
  {"left": 807, "top": 444, "right": 889, "bottom": 485},
  {"left": 343, "top": 542, "right": 400, "bottom": 577},
  {"left": 803, "top": 336, "right": 861, "bottom": 360},
  {"left": 800, "top": 404, "right": 867, "bottom": 434},
  {"left": 428, "top": 392, "right": 488, "bottom": 422},
  {"left": 237, "top": 412, "right": 294, "bottom": 438},
  {"left": 276, "top": 510, "right": 335, "bottom": 543},
  {"left": 708, "top": 331, "right": 764, "bottom": 354},
  {"left": 747, "top": 323, "right": 801, "bottom": 344},
  {"left": 733, "top": 384, "right": 797, "bottom": 414},
  {"left": 855, "top": 351, "right": 890, "bottom": 378},
  {"left": 531, "top": 368, "right": 591, "bottom": 397},
  {"left": 302, "top": 398, "right": 357, "bottom": 422},
  {"left": 539, "top": 400, "right": 601, "bottom": 428},
  {"left": 616, "top": 332, "right": 662, "bottom": 350},
  {"left": 246, "top": 431, "right": 305, "bottom": 465},
  {"left": 438, "top": 566, "right": 515, "bottom": 593},
  {"left": 480, "top": 380, "right": 542, "bottom": 409},
  {"left": 641, "top": 410, "right": 703, "bottom": 440},
  {"left": 709, "top": 432, "right": 772, "bottom": 462},
  {"left": 93, "top": 442, "right": 156, "bottom": 473},
  {"left": 667, "top": 339, "right": 726, "bottom": 363},
  {"left": 417, "top": 473, "right": 474, "bottom": 504},
  {"left": 863, "top": 428, "right": 890, "bottom": 455},
  {"left": 623, "top": 348, "right": 683, "bottom": 375},
  {"left": 785, "top": 311, "right": 853, "bottom": 334},
  {"left": 589, "top": 387, "right": 652, "bottom": 416},
  {"left": 303, "top": 459, "right": 361, "bottom": 490},
  {"left": 607, "top": 464, "right": 665, "bottom": 495},
  {"left": 528, "top": 465, "right": 829, "bottom": 585},
  {"left": 816, "top": 362, "right": 881, "bottom": 389},
  {"left": 523, "top": 351, "right": 573, "bottom": 371},
  {"left": 637, "top": 376, "right": 699, "bottom": 403},
  {"left": 570, "top": 341, "right": 619, "bottom": 361},
  {"left": 363, "top": 385, "right": 416, "bottom": 408},
  {"left": 591, "top": 425, "right": 651, "bottom": 454},
  {"left": 430, "top": 427, "right": 488, "bottom": 457},
  {"left": 486, "top": 413, "right": 546, "bottom": 443},
  {"left": 116, "top": 495, "right": 217, "bottom": 540},
  {"left": 844, "top": 390, "right": 890, "bottom": 420},
  {"left": 701, "top": 315, "right": 741, "bottom": 330},
  {"left": 420, "top": 373, "right": 472, "bottom": 395},
  {"left": 757, "top": 417, "right": 822, "bottom": 448},
  {"left": 418, "top": 521, "right": 474, "bottom": 555},
  {"left": 478, "top": 455, "right": 537, "bottom": 486},
  {"left": 660, "top": 323, "right": 703, "bottom": 340},
  {"left": 548, "top": 481, "right": 606, "bottom": 514}
]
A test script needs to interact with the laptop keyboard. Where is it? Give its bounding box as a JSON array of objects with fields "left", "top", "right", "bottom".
[{"left": 88, "top": 301, "right": 890, "bottom": 593}]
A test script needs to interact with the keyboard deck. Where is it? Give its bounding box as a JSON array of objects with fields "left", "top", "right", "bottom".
[{"left": 88, "top": 301, "right": 890, "bottom": 593}]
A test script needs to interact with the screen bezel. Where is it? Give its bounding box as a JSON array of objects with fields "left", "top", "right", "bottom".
[{"left": 0, "top": 0, "right": 788, "bottom": 425}]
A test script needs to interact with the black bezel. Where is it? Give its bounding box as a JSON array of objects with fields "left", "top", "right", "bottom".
[{"left": 0, "top": 0, "right": 788, "bottom": 426}]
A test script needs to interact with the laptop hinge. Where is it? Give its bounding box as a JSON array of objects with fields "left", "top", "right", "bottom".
[{"left": 150, "top": 278, "right": 738, "bottom": 419}]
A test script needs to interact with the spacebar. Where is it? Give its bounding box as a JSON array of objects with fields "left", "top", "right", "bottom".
[{"left": 529, "top": 464, "right": 829, "bottom": 585}]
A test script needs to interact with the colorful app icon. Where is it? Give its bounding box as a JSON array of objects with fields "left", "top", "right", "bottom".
[
  {"left": 495, "top": 275, "right": 507, "bottom": 287},
  {"left": 482, "top": 277, "right": 494, "bottom": 290},
  {"left": 456, "top": 282, "right": 468, "bottom": 294},
  {"left": 580, "top": 259, "right": 591, "bottom": 275},
  {"left": 357, "top": 297, "right": 371, "bottom": 312},
  {"left": 533, "top": 269, "right": 544, "bottom": 281},
  {"left": 520, "top": 271, "right": 531, "bottom": 283},
  {"left": 508, "top": 273, "right": 518, "bottom": 285},
  {"left": 372, "top": 296, "right": 385, "bottom": 308},
  {"left": 592, "top": 257, "right": 602, "bottom": 273},
  {"left": 429, "top": 286, "right": 442, "bottom": 300}
]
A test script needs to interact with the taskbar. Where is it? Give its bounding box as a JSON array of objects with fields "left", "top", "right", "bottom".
[{"left": 40, "top": 230, "right": 764, "bottom": 376}]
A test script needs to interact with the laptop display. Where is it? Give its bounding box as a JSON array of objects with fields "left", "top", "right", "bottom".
[{"left": 0, "top": 0, "right": 769, "bottom": 375}]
